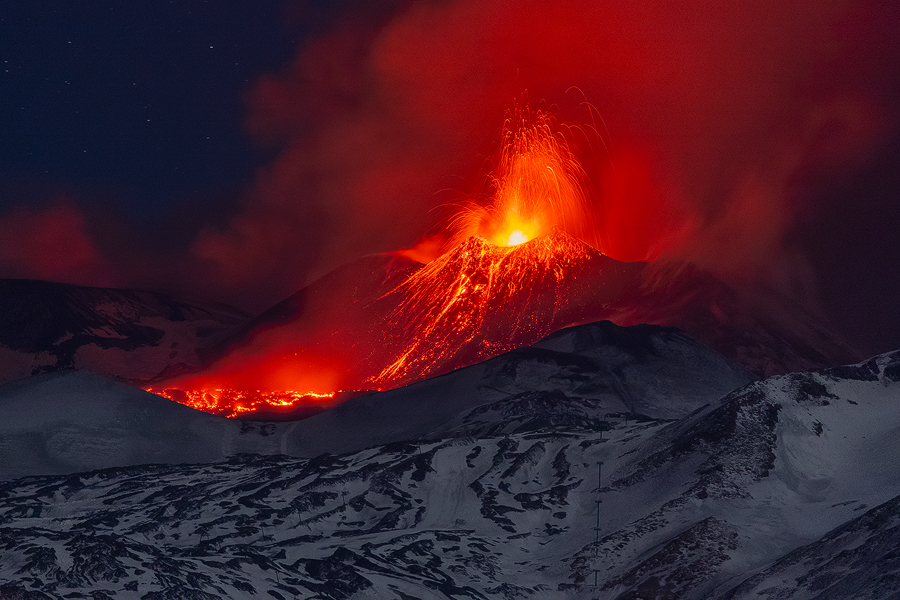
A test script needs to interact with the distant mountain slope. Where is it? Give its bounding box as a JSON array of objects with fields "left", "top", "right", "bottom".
[
  {"left": 1, "top": 344, "right": 897, "bottom": 597},
  {"left": 0, "top": 279, "right": 248, "bottom": 385},
  {"left": 610, "top": 260, "right": 858, "bottom": 379}
]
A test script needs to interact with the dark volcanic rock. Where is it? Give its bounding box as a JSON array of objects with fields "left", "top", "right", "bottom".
[{"left": 0, "top": 279, "right": 247, "bottom": 385}]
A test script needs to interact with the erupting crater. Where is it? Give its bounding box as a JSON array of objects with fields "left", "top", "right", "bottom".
[{"left": 148, "top": 107, "right": 636, "bottom": 417}]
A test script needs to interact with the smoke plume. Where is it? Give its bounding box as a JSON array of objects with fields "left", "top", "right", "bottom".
[{"left": 193, "top": 0, "right": 896, "bottom": 309}]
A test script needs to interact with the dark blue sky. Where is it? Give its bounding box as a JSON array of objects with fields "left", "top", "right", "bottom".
[{"left": 1, "top": 1, "right": 305, "bottom": 221}]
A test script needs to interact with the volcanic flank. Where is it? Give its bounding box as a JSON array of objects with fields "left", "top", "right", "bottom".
[{"left": 370, "top": 228, "right": 637, "bottom": 386}]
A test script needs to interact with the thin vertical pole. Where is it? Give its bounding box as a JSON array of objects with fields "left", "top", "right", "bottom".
[{"left": 593, "top": 460, "right": 603, "bottom": 591}]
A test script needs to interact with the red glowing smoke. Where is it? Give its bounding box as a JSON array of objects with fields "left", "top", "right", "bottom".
[
  {"left": 0, "top": 200, "right": 115, "bottom": 287},
  {"left": 190, "top": 0, "right": 895, "bottom": 312},
  {"left": 1, "top": 0, "right": 898, "bottom": 356}
]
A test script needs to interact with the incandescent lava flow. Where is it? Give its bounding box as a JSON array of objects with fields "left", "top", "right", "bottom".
[
  {"left": 150, "top": 108, "right": 639, "bottom": 415},
  {"left": 370, "top": 229, "right": 628, "bottom": 387}
]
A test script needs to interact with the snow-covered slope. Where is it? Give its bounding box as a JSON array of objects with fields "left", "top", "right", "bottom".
[
  {"left": 0, "top": 371, "right": 286, "bottom": 480},
  {"left": 723, "top": 490, "right": 900, "bottom": 599},
  {"left": 1, "top": 347, "right": 898, "bottom": 598},
  {"left": 0, "top": 279, "right": 248, "bottom": 386},
  {"left": 277, "top": 320, "right": 752, "bottom": 457}
]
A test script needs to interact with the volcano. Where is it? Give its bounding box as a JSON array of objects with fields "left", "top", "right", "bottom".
[{"left": 152, "top": 227, "right": 856, "bottom": 417}]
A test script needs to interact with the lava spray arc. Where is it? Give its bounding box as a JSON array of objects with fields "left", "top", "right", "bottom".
[{"left": 446, "top": 107, "right": 600, "bottom": 250}]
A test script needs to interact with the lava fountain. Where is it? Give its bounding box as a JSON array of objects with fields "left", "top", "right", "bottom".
[
  {"left": 370, "top": 109, "right": 609, "bottom": 385},
  {"left": 447, "top": 108, "right": 596, "bottom": 249}
]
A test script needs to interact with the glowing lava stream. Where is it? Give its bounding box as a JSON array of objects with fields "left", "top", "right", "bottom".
[
  {"left": 372, "top": 228, "right": 598, "bottom": 386},
  {"left": 146, "top": 388, "right": 337, "bottom": 418}
]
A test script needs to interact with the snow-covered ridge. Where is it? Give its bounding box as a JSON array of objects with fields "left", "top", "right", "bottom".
[
  {"left": 1, "top": 336, "right": 898, "bottom": 598},
  {"left": 0, "top": 320, "right": 750, "bottom": 480}
]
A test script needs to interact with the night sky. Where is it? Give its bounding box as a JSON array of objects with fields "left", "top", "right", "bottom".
[
  {"left": 2, "top": 2, "right": 300, "bottom": 217},
  {"left": 2, "top": 0, "right": 899, "bottom": 356}
]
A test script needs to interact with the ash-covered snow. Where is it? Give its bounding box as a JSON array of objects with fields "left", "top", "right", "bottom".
[
  {"left": 282, "top": 321, "right": 752, "bottom": 457},
  {"left": 1, "top": 328, "right": 899, "bottom": 598}
]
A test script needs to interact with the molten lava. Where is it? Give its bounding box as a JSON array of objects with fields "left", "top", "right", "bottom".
[
  {"left": 146, "top": 387, "right": 336, "bottom": 418},
  {"left": 448, "top": 108, "right": 594, "bottom": 249},
  {"left": 505, "top": 229, "right": 530, "bottom": 246}
]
